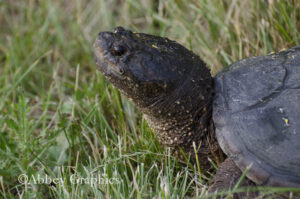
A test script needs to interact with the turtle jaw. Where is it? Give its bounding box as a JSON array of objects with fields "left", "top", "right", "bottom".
[{"left": 94, "top": 29, "right": 163, "bottom": 110}]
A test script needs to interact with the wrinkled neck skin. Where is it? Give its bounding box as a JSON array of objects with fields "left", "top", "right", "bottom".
[{"left": 136, "top": 73, "right": 223, "bottom": 170}]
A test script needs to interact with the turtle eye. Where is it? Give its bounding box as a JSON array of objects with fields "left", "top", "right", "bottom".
[{"left": 112, "top": 45, "right": 126, "bottom": 56}]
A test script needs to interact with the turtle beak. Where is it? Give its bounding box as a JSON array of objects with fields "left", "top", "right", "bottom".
[{"left": 94, "top": 31, "right": 126, "bottom": 77}]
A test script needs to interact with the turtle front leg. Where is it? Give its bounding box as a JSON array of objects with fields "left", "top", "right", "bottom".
[{"left": 208, "top": 158, "right": 257, "bottom": 198}]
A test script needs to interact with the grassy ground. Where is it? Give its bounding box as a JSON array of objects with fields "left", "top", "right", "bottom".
[{"left": 0, "top": 0, "right": 300, "bottom": 198}]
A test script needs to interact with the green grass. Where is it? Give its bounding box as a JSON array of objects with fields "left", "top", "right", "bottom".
[{"left": 0, "top": 0, "right": 300, "bottom": 198}]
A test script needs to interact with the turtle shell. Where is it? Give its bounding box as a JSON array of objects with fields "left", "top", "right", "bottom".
[{"left": 213, "top": 46, "right": 300, "bottom": 187}]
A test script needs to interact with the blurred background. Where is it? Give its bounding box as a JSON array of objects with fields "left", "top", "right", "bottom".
[{"left": 0, "top": 0, "right": 299, "bottom": 198}]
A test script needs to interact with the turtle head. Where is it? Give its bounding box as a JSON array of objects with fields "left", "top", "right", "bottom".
[
  {"left": 94, "top": 27, "right": 218, "bottom": 166},
  {"left": 94, "top": 27, "right": 211, "bottom": 112}
]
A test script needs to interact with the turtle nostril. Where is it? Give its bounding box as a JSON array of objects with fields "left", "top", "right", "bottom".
[
  {"left": 112, "top": 45, "right": 126, "bottom": 56},
  {"left": 98, "top": 31, "right": 112, "bottom": 38}
]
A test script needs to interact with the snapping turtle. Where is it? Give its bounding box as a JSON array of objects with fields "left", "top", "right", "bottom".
[{"left": 94, "top": 27, "right": 300, "bottom": 194}]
